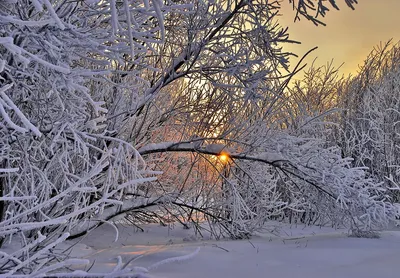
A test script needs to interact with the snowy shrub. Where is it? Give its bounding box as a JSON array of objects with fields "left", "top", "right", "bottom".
[
  {"left": 349, "top": 229, "right": 381, "bottom": 239},
  {"left": 254, "top": 133, "right": 398, "bottom": 231}
]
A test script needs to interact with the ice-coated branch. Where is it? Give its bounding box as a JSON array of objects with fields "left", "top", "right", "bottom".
[
  {"left": 138, "top": 141, "right": 287, "bottom": 166},
  {"left": 0, "top": 84, "right": 42, "bottom": 137}
]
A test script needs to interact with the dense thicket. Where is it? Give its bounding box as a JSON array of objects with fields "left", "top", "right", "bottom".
[
  {"left": 337, "top": 41, "right": 400, "bottom": 202},
  {"left": 0, "top": 0, "right": 398, "bottom": 276}
]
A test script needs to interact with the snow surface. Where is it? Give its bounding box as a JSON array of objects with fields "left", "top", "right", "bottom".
[{"left": 64, "top": 223, "right": 400, "bottom": 278}]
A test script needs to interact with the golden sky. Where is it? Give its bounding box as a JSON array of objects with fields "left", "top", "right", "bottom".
[{"left": 279, "top": 0, "right": 400, "bottom": 79}]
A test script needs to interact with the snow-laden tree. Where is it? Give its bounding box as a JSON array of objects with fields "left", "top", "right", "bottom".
[
  {"left": 98, "top": 0, "right": 298, "bottom": 239},
  {"left": 115, "top": 0, "right": 360, "bottom": 148},
  {"left": 134, "top": 42, "right": 400, "bottom": 239},
  {"left": 0, "top": 0, "right": 190, "bottom": 275},
  {"left": 106, "top": 0, "right": 399, "bottom": 239},
  {"left": 336, "top": 41, "right": 400, "bottom": 202}
]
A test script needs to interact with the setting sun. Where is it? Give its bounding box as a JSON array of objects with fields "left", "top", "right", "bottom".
[{"left": 218, "top": 153, "right": 229, "bottom": 163}]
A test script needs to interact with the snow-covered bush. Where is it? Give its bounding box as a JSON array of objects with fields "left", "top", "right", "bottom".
[{"left": 217, "top": 132, "right": 397, "bottom": 237}]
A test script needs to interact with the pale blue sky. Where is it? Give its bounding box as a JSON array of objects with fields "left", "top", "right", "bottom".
[{"left": 279, "top": 0, "right": 400, "bottom": 78}]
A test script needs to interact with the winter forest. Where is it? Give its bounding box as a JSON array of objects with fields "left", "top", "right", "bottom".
[{"left": 0, "top": 0, "right": 400, "bottom": 277}]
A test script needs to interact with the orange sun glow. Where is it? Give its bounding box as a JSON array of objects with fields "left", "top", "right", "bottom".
[{"left": 218, "top": 153, "right": 229, "bottom": 162}]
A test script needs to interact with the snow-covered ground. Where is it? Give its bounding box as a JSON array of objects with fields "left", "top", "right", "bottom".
[{"left": 64, "top": 223, "right": 400, "bottom": 278}]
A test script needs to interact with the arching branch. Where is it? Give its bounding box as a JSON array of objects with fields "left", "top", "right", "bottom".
[{"left": 138, "top": 141, "right": 336, "bottom": 199}]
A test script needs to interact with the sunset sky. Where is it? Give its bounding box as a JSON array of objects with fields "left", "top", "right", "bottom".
[{"left": 279, "top": 0, "right": 400, "bottom": 79}]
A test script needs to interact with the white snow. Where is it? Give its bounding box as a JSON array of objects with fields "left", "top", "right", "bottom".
[
  {"left": 256, "top": 151, "right": 285, "bottom": 163},
  {"left": 204, "top": 143, "right": 231, "bottom": 154},
  {"left": 61, "top": 223, "right": 400, "bottom": 278}
]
